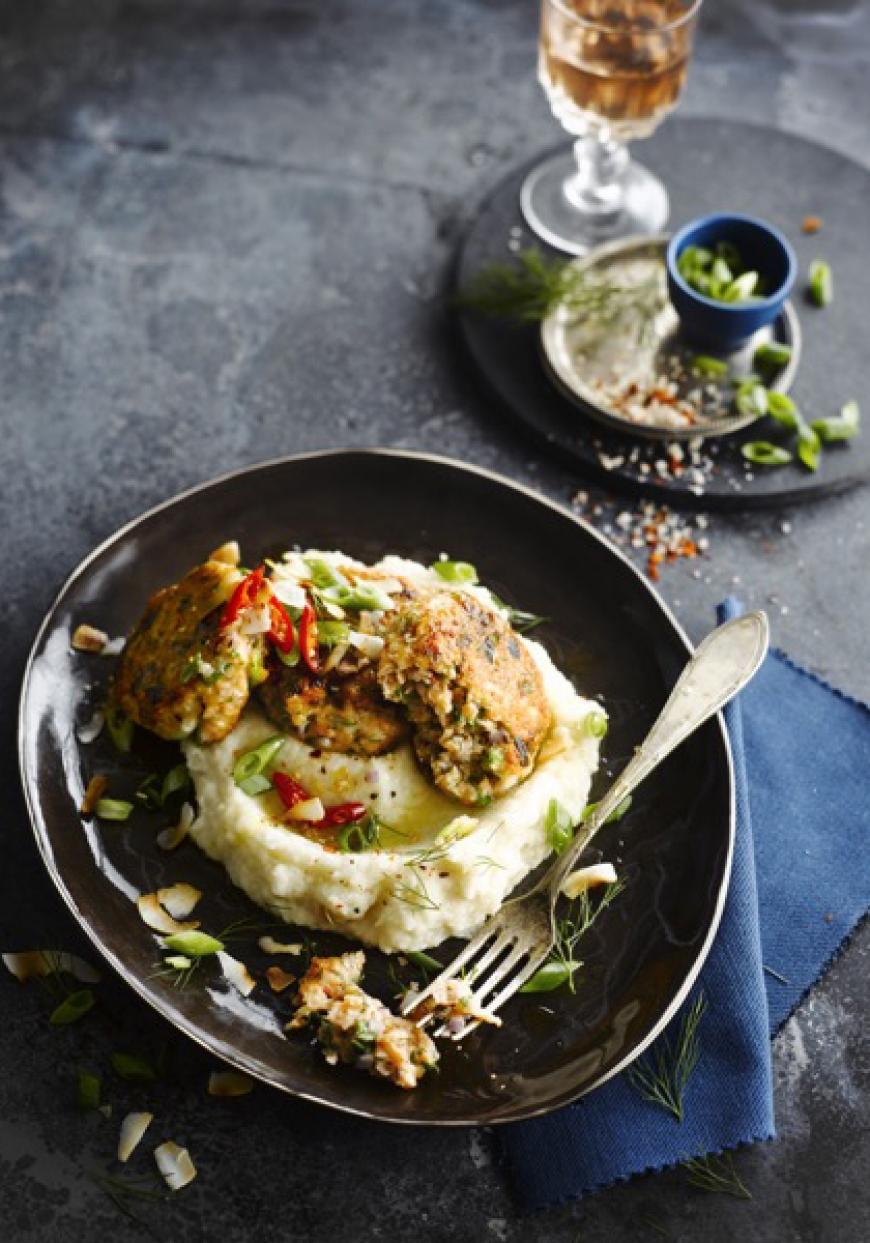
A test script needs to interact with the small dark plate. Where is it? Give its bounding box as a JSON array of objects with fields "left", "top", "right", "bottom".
[{"left": 18, "top": 450, "right": 733, "bottom": 1126}]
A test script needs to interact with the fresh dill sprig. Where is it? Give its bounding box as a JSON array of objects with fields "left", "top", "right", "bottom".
[
  {"left": 391, "top": 868, "right": 440, "bottom": 911},
  {"left": 88, "top": 1169, "right": 166, "bottom": 1237},
  {"left": 459, "top": 247, "right": 664, "bottom": 332},
  {"left": 627, "top": 993, "right": 707, "bottom": 1122},
  {"left": 551, "top": 876, "right": 626, "bottom": 992},
  {"left": 682, "top": 1152, "right": 752, "bottom": 1200}
]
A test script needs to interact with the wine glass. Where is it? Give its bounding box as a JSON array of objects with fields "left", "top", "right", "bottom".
[{"left": 521, "top": 0, "right": 703, "bottom": 255}]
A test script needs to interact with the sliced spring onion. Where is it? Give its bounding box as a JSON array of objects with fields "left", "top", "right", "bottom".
[
  {"left": 305, "top": 558, "right": 349, "bottom": 590},
  {"left": 808, "top": 259, "right": 832, "bottom": 307},
  {"left": 765, "top": 391, "right": 798, "bottom": 427},
  {"left": 796, "top": 422, "right": 821, "bottom": 472},
  {"left": 753, "top": 341, "right": 792, "bottom": 369},
  {"left": 95, "top": 798, "right": 134, "bottom": 822},
  {"left": 734, "top": 380, "right": 769, "bottom": 419},
  {"left": 238, "top": 773, "right": 273, "bottom": 797},
  {"left": 338, "top": 814, "right": 381, "bottom": 852},
  {"left": 49, "top": 989, "right": 95, "bottom": 1026},
  {"left": 431, "top": 559, "right": 478, "bottom": 584},
  {"left": 405, "top": 951, "right": 444, "bottom": 973},
  {"left": 248, "top": 647, "right": 268, "bottom": 686},
  {"left": 690, "top": 355, "right": 729, "bottom": 378},
  {"left": 740, "top": 440, "right": 792, "bottom": 466},
  {"left": 111, "top": 1052, "right": 158, "bottom": 1082},
  {"left": 323, "top": 583, "right": 395, "bottom": 612},
  {"left": 232, "top": 735, "right": 286, "bottom": 786},
  {"left": 276, "top": 643, "right": 301, "bottom": 667},
  {"left": 161, "top": 764, "right": 191, "bottom": 805},
  {"left": 519, "top": 961, "right": 574, "bottom": 994},
  {"left": 723, "top": 270, "right": 759, "bottom": 301},
  {"left": 162, "top": 930, "right": 224, "bottom": 958},
  {"left": 164, "top": 955, "right": 192, "bottom": 971},
  {"left": 317, "top": 620, "right": 351, "bottom": 648},
  {"left": 582, "top": 794, "right": 633, "bottom": 825},
  {"left": 545, "top": 798, "right": 574, "bottom": 854},
  {"left": 585, "top": 710, "right": 608, "bottom": 739},
  {"left": 812, "top": 399, "right": 860, "bottom": 443},
  {"left": 105, "top": 705, "right": 134, "bottom": 753},
  {"left": 76, "top": 1070, "right": 102, "bottom": 1111}
]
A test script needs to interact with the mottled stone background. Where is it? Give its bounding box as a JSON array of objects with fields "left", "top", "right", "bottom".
[{"left": 0, "top": 2, "right": 868, "bottom": 1239}]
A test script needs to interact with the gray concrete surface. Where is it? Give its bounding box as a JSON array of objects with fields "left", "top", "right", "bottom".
[{"left": 0, "top": 1, "right": 868, "bottom": 1239}]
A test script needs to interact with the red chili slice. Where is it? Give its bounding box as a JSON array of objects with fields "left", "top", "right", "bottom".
[
  {"left": 298, "top": 599, "right": 319, "bottom": 673},
  {"left": 267, "top": 597, "right": 295, "bottom": 653},
  {"left": 320, "top": 802, "right": 368, "bottom": 827},
  {"left": 220, "top": 565, "right": 265, "bottom": 629},
  {"left": 272, "top": 772, "right": 310, "bottom": 810}
]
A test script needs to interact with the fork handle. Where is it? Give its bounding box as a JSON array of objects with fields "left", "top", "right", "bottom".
[{"left": 548, "top": 610, "right": 769, "bottom": 897}]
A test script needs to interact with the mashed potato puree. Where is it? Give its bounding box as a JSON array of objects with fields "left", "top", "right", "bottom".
[{"left": 186, "top": 634, "right": 603, "bottom": 953}]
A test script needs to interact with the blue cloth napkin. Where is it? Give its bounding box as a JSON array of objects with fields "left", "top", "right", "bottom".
[{"left": 501, "top": 597, "right": 870, "bottom": 1210}]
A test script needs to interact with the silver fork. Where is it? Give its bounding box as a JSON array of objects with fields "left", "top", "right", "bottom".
[{"left": 402, "top": 610, "right": 769, "bottom": 1040}]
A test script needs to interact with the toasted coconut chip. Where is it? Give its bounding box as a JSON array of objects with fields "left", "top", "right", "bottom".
[
  {"left": 258, "top": 936, "right": 303, "bottom": 955},
  {"left": 76, "top": 710, "right": 105, "bottom": 745},
  {"left": 217, "top": 951, "right": 256, "bottom": 997},
  {"left": 154, "top": 1141, "right": 197, "bottom": 1191},
  {"left": 208, "top": 1071, "right": 254, "bottom": 1098},
  {"left": 265, "top": 965, "right": 295, "bottom": 993},
  {"left": 156, "top": 883, "right": 202, "bottom": 921},
  {"left": 101, "top": 635, "right": 126, "bottom": 657},
  {"left": 157, "top": 802, "right": 194, "bottom": 852},
  {"left": 118, "top": 1111, "right": 154, "bottom": 1163},
  {"left": 136, "top": 893, "right": 200, "bottom": 936},
  {"left": 560, "top": 862, "right": 618, "bottom": 900},
  {"left": 80, "top": 774, "right": 109, "bottom": 817},
  {"left": 287, "top": 796, "right": 324, "bottom": 822},
  {"left": 71, "top": 623, "right": 109, "bottom": 653},
  {"left": 348, "top": 630, "right": 384, "bottom": 659},
  {"left": 270, "top": 578, "right": 307, "bottom": 609},
  {"left": 209, "top": 539, "right": 241, "bottom": 566},
  {"left": 2, "top": 950, "right": 101, "bottom": 985}
]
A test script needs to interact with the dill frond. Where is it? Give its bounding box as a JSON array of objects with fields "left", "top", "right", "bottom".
[
  {"left": 459, "top": 247, "right": 664, "bottom": 334},
  {"left": 682, "top": 1152, "right": 752, "bottom": 1200},
  {"left": 627, "top": 993, "right": 707, "bottom": 1122}
]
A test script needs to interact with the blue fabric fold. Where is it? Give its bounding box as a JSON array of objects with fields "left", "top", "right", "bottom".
[{"left": 501, "top": 597, "right": 870, "bottom": 1210}]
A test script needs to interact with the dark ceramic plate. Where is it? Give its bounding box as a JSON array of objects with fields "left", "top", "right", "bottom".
[{"left": 18, "top": 450, "right": 733, "bottom": 1126}]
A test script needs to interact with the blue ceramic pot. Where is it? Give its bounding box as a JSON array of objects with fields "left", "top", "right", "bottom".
[{"left": 666, "top": 212, "right": 797, "bottom": 350}]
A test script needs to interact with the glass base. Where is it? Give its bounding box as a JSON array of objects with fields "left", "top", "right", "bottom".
[{"left": 520, "top": 148, "right": 670, "bottom": 256}]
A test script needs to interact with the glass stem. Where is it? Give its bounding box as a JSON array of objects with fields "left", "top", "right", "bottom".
[{"left": 564, "top": 133, "right": 629, "bottom": 222}]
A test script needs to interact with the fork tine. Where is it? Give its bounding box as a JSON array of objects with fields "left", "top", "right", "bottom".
[
  {"left": 400, "top": 919, "right": 502, "bottom": 1018},
  {"left": 436, "top": 941, "right": 529, "bottom": 1039},
  {"left": 448, "top": 953, "right": 548, "bottom": 1042}
]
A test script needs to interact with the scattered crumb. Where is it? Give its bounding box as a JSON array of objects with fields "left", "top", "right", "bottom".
[{"left": 802, "top": 215, "right": 823, "bottom": 234}]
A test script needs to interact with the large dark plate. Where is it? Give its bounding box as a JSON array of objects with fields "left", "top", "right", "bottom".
[{"left": 19, "top": 450, "right": 733, "bottom": 1126}]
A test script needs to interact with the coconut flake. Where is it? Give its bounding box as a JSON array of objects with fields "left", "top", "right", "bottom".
[
  {"left": 136, "top": 893, "right": 200, "bottom": 936},
  {"left": 560, "top": 862, "right": 618, "bottom": 900},
  {"left": 101, "top": 636, "right": 126, "bottom": 657},
  {"left": 118, "top": 1111, "right": 153, "bottom": 1162},
  {"left": 287, "top": 797, "right": 324, "bottom": 822},
  {"left": 270, "top": 578, "right": 307, "bottom": 610},
  {"left": 207, "top": 1071, "right": 254, "bottom": 1098},
  {"left": 217, "top": 951, "right": 256, "bottom": 996},
  {"left": 71, "top": 623, "right": 109, "bottom": 653},
  {"left": 209, "top": 539, "right": 241, "bottom": 566},
  {"left": 76, "top": 710, "right": 105, "bottom": 745},
  {"left": 2, "top": 950, "right": 101, "bottom": 985},
  {"left": 156, "top": 883, "right": 202, "bottom": 921},
  {"left": 348, "top": 630, "right": 384, "bottom": 659},
  {"left": 154, "top": 1141, "right": 197, "bottom": 1191},
  {"left": 265, "top": 965, "right": 295, "bottom": 993},
  {"left": 238, "top": 603, "right": 272, "bottom": 635},
  {"left": 157, "top": 802, "right": 194, "bottom": 852},
  {"left": 258, "top": 936, "right": 303, "bottom": 955}
]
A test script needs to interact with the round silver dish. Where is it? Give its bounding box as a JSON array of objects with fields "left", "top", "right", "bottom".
[{"left": 540, "top": 235, "right": 801, "bottom": 442}]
